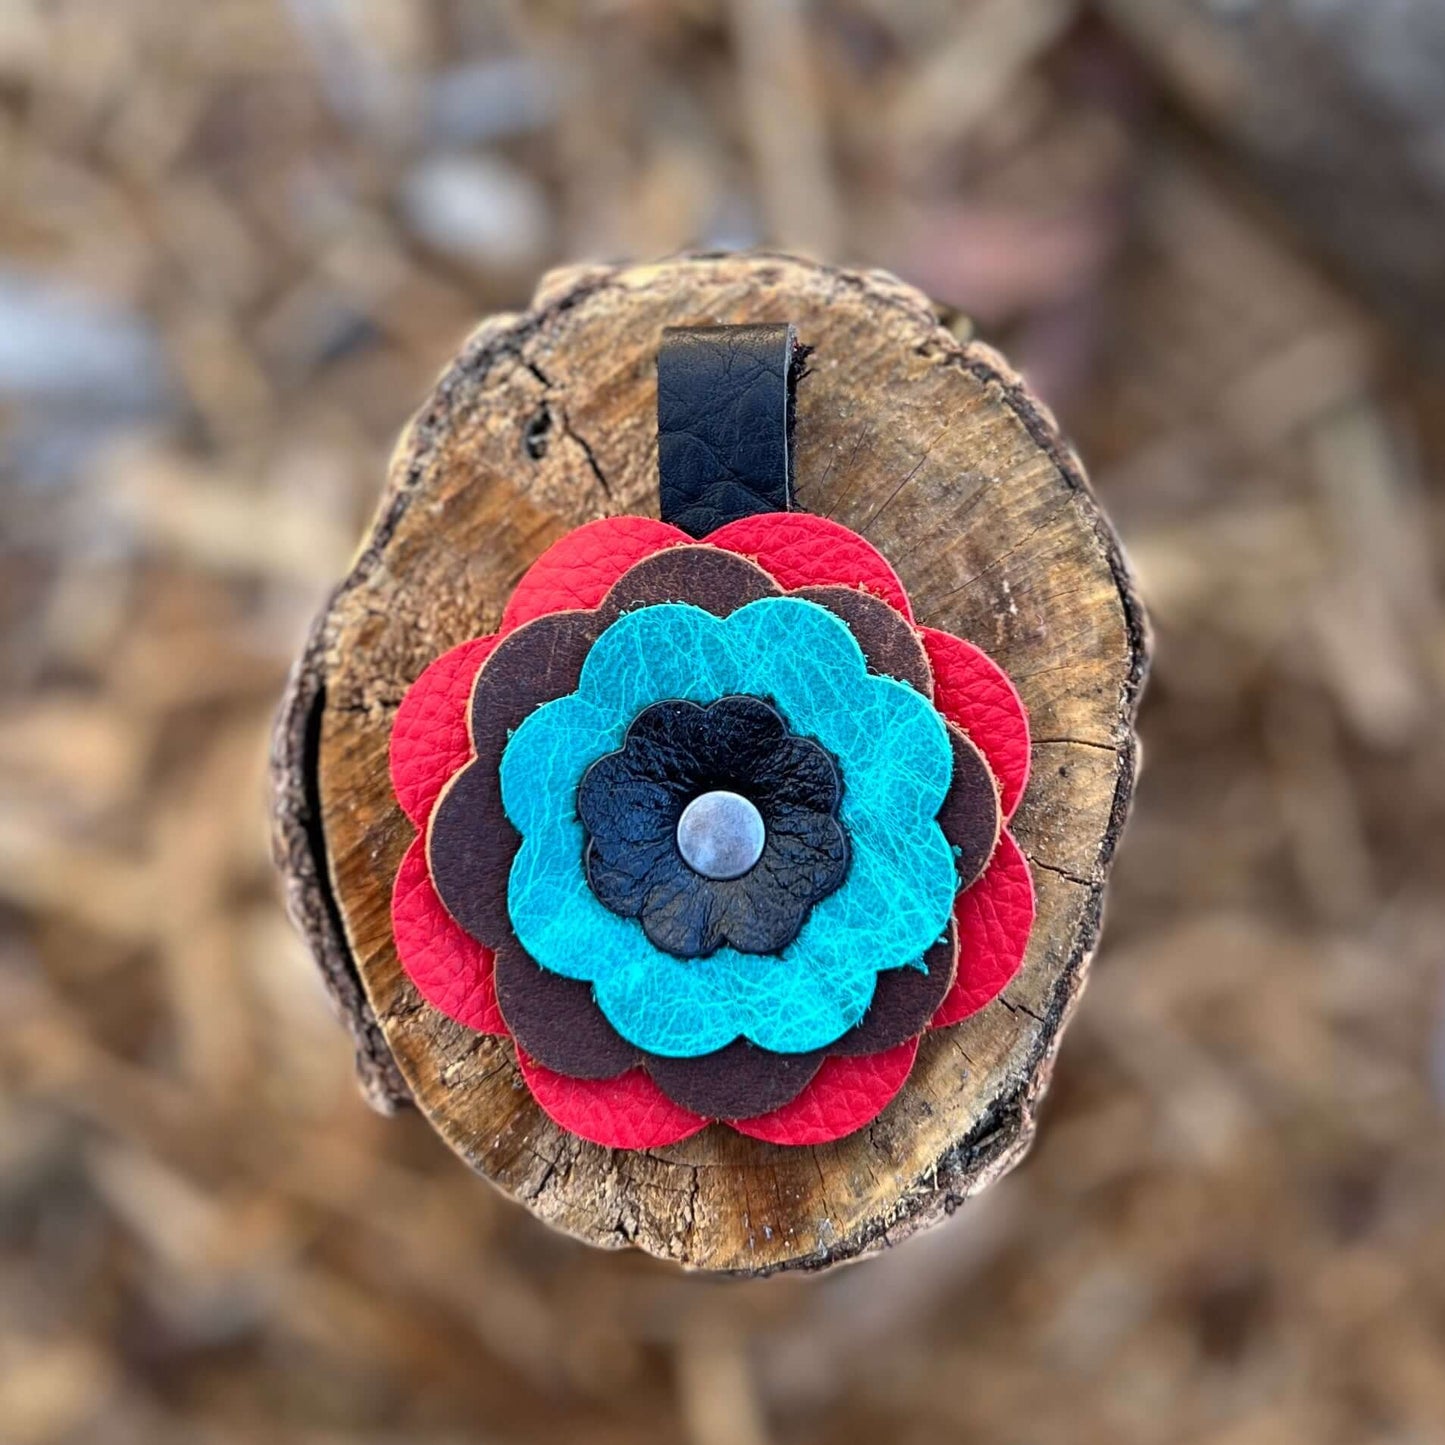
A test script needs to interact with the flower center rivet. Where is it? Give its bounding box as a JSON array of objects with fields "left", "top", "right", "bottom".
[{"left": 675, "top": 790, "right": 766, "bottom": 880}]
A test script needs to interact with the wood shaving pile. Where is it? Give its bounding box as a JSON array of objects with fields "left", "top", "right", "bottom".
[{"left": 2, "top": 3, "right": 1442, "bottom": 1442}]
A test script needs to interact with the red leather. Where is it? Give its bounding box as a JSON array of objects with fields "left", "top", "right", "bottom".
[
  {"left": 389, "top": 635, "right": 498, "bottom": 827},
  {"left": 931, "top": 832, "right": 1034, "bottom": 1027},
  {"left": 516, "top": 1052, "right": 708, "bottom": 1148},
  {"left": 730, "top": 1039, "right": 918, "bottom": 1145},
  {"left": 706, "top": 513, "right": 913, "bottom": 620},
  {"left": 921, "top": 627, "right": 1031, "bottom": 818},
  {"left": 391, "top": 838, "right": 506, "bottom": 1033},
  {"left": 500, "top": 516, "right": 689, "bottom": 633}
]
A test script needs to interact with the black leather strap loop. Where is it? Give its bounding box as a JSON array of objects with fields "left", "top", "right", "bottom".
[{"left": 657, "top": 323, "right": 805, "bottom": 537}]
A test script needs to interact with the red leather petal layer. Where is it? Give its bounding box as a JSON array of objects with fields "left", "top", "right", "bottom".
[
  {"left": 932, "top": 832, "right": 1035, "bottom": 1028},
  {"left": 392, "top": 838, "right": 506, "bottom": 1033},
  {"left": 500, "top": 517, "right": 689, "bottom": 634},
  {"left": 921, "top": 627, "right": 1031, "bottom": 818},
  {"left": 728, "top": 1039, "right": 919, "bottom": 1145},
  {"left": 516, "top": 1052, "right": 709, "bottom": 1149},
  {"left": 390, "top": 635, "right": 498, "bottom": 827},
  {"left": 705, "top": 513, "right": 913, "bottom": 620}
]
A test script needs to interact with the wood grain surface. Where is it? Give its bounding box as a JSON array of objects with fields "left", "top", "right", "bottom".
[{"left": 271, "top": 253, "right": 1148, "bottom": 1272}]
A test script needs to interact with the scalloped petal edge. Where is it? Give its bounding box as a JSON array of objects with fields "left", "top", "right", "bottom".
[
  {"left": 392, "top": 838, "right": 507, "bottom": 1033},
  {"left": 706, "top": 512, "right": 913, "bottom": 619},
  {"left": 920, "top": 627, "right": 1031, "bottom": 819},
  {"left": 390, "top": 635, "right": 498, "bottom": 826},
  {"left": 500, "top": 516, "right": 690, "bottom": 633},
  {"left": 728, "top": 1038, "right": 919, "bottom": 1144},
  {"left": 931, "top": 832, "right": 1035, "bottom": 1027},
  {"left": 516, "top": 1051, "right": 709, "bottom": 1148}
]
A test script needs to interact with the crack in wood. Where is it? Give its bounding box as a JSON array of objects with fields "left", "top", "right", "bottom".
[
  {"left": 815, "top": 423, "right": 877, "bottom": 520},
  {"left": 936, "top": 494, "right": 1075, "bottom": 600},
  {"left": 1023, "top": 852, "right": 1097, "bottom": 889},
  {"left": 521, "top": 357, "right": 614, "bottom": 503},
  {"left": 855, "top": 421, "right": 952, "bottom": 532}
]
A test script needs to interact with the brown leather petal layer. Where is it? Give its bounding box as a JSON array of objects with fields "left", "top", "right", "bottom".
[
  {"left": 827, "top": 921, "right": 958, "bottom": 1058},
  {"left": 428, "top": 609, "right": 599, "bottom": 946},
  {"left": 939, "top": 724, "right": 1002, "bottom": 894},
  {"left": 598, "top": 544, "right": 781, "bottom": 622},
  {"left": 792, "top": 584, "right": 933, "bottom": 695},
  {"left": 494, "top": 915, "right": 959, "bottom": 1112},
  {"left": 491, "top": 939, "right": 638, "bottom": 1079},
  {"left": 645, "top": 1041, "right": 825, "bottom": 1120}
]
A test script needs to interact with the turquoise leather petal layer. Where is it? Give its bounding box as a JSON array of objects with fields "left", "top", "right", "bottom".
[{"left": 499, "top": 597, "right": 956, "bottom": 1057}]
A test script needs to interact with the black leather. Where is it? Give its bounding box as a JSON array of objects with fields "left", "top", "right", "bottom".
[
  {"left": 657, "top": 324, "right": 806, "bottom": 537},
  {"left": 577, "top": 695, "right": 848, "bottom": 958}
]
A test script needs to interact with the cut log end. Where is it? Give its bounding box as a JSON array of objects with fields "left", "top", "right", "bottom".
[{"left": 270, "top": 252, "right": 1149, "bottom": 1274}]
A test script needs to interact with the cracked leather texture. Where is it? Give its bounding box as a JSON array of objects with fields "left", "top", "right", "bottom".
[
  {"left": 657, "top": 325, "right": 800, "bottom": 538},
  {"left": 429, "top": 551, "right": 781, "bottom": 959},
  {"left": 491, "top": 916, "right": 959, "bottom": 1116},
  {"left": 578, "top": 696, "right": 848, "bottom": 959},
  {"left": 793, "top": 585, "right": 932, "bottom": 693},
  {"left": 828, "top": 924, "right": 956, "bottom": 1058},
  {"left": 408, "top": 547, "right": 963, "bottom": 1116}
]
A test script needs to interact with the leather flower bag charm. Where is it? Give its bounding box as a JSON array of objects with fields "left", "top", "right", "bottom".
[
  {"left": 273, "top": 256, "right": 1146, "bottom": 1271},
  {"left": 391, "top": 324, "right": 1035, "bottom": 1147}
]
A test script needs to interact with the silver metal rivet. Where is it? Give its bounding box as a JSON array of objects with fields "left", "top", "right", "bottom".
[{"left": 675, "top": 790, "right": 766, "bottom": 880}]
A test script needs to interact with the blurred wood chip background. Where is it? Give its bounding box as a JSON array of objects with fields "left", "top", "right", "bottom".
[{"left": 1, "top": 2, "right": 1443, "bottom": 1443}]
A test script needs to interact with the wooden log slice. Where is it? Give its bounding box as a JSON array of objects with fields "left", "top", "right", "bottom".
[{"left": 270, "top": 252, "right": 1149, "bottom": 1273}]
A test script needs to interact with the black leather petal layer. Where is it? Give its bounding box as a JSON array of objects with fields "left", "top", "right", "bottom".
[
  {"left": 656, "top": 324, "right": 807, "bottom": 537},
  {"left": 577, "top": 695, "right": 849, "bottom": 958}
]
